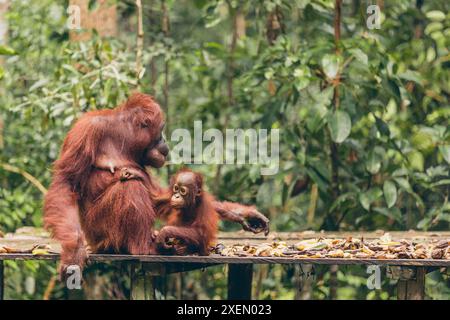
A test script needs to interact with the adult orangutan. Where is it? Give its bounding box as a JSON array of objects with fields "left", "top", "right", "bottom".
[{"left": 44, "top": 93, "right": 269, "bottom": 276}]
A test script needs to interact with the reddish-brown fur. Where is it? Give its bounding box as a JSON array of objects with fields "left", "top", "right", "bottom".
[
  {"left": 154, "top": 169, "right": 219, "bottom": 256},
  {"left": 44, "top": 93, "right": 165, "bottom": 273},
  {"left": 44, "top": 93, "right": 269, "bottom": 276}
]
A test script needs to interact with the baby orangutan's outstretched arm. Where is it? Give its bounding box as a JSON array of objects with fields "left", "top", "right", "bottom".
[
  {"left": 153, "top": 172, "right": 270, "bottom": 235},
  {"left": 213, "top": 201, "right": 270, "bottom": 235}
]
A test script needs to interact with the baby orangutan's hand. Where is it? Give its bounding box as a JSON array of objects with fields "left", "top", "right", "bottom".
[
  {"left": 151, "top": 230, "right": 159, "bottom": 242},
  {"left": 119, "top": 167, "right": 146, "bottom": 182}
]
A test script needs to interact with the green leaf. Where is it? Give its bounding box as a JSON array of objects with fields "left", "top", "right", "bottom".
[
  {"left": 394, "top": 177, "right": 425, "bottom": 209},
  {"left": 417, "top": 217, "right": 431, "bottom": 230},
  {"left": 294, "top": 77, "right": 310, "bottom": 91},
  {"left": 29, "top": 79, "right": 49, "bottom": 92},
  {"left": 366, "top": 149, "right": 382, "bottom": 174},
  {"left": 430, "top": 179, "right": 450, "bottom": 188},
  {"left": 329, "top": 192, "right": 356, "bottom": 212},
  {"left": 256, "top": 181, "right": 275, "bottom": 208},
  {"left": 383, "top": 180, "right": 397, "bottom": 208},
  {"left": 425, "top": 22, "right": 443, "bottom": 35},
  {"left": 305, "top": 166, "right": 329, "bottom": 192},
  {"left": 386, "top": 79, "right": 401, "bottom": 101},
  {"left": 359, "top": 188, "right": 383, "bottom": 211},
  {"left": 374, "top": 116, "right": 390, "bottom": 136},
  {"left": 0, "top": 45, "right": 17, "bottom": 56},
  {"left": 321, "top": 54, "right": 340, "bottom": 79},
  {"left": 293, "top": 67, "right": 311, "bottom": 91},
  {"left": 305, "top": 87, "right": 333, "bottom": 132},
  {"left": 373, "top": 207, "right": 402, "bottom": 223},
  {"left": 439, "top": 145, "right": 450, "bottom": 164},
  {"left": 426, "top": 10, "right": 446, "bottom": 22},
  {"left": 327, "top": 110, "right": 351, "bottom": 143},
  {"left": 394, "top": 177, "right": 412, "bottom": 192},
  {"left": 426, "top": 166, "right": 449, "bottom": 178},
  {"left": 399, "top": 70, "right": 423, "bottom": 84},
  {"left": 412, "top": 130, "right": 434, "bottom": 151},
  {"left": 349, "top": 48, "right": 368, "bottom": 65},
  {"left": 407, "top": 150, "right": 424, "bottom": 172},
  {"left": 392, "top": 168, "right": 408, "bottom": 177}
]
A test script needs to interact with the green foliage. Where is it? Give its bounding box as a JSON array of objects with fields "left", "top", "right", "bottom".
[{"left": 0, "top": 0, "right": 449, "bottom": 300}]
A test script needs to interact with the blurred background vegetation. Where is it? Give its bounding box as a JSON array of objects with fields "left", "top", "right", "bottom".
[{"left": 0, "top": 0, "right": 449, "bottom": 299}]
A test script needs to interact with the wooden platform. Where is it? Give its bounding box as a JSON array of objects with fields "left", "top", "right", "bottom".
[
  {"left": 1, "top": 230, "right": 449, "bottom": 300},
  {"left": 1, "top": 253, "right": 449, "bottom": 267},
  {"left": 2, "top": 229, "right": 449, "bottom": 267}
]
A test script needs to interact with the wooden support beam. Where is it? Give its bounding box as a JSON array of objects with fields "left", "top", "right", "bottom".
[
  {"left": 295, "top": 264, "right": 314, "bottom": 300},
  {"left": 0, "top": 260, "right": 4, "bottom": 300},
  {"left": 329, "top": 264, "right": 338, "bottom": 300},
  {"left": 130, "top": 263, "right": 156, "bottom": 300},
  {"left": 228, "top": 264, "right": 253, "bottom": 300},
  {"left": 396, "top": 267, "right": 426, "bottom": 300}
]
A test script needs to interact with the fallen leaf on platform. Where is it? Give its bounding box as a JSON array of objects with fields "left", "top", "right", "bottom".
[{"left": 213, "top": 236, "right": 450, "bottom": 260}]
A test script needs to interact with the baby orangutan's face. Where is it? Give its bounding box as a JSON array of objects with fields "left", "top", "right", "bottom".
[{"left": 170, "top": 172, "right": 201, "bottom": 209}]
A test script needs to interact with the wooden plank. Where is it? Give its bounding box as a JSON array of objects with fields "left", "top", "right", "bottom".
[
  {"left": 1, "top": 231, "right": 449, "bottom": 254},
  {"left": 397, "top": 267, "right": 426, "bottom": 300},
  {"left": 0, "top": 260, "right": 3, "bottom": 300},
  {"left": 0, "top": 253, "right": 449, "bottom": 267},
  {"left": 218, "top": 231, "right": 450, "bottom": 241},
  {"left": 228, "top": 264, "right": 253, "bottom": 300}
]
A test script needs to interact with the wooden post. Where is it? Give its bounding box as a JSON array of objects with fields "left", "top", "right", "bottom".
[
  {"left": 228, "top": 264, "right": 253, "bottom": 300},
  {"left": 396, "top": 267, "right": 426, "bottom": 300},
  {"left": 0, "top": 260, "right": 4, "bottom": 300},
  {"left": 130, "top": 263, "right": 151, "bottom": 300},
  {"left": 329, "top": 264, "right": 339, "bottom": 299},
  {"left": 296, "top": 264, "right": 313, "bottom": 300}
]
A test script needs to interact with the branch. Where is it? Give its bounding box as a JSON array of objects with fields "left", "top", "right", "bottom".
[
  {"left": 43, "top": 275, "right": 57, "bottom": 300},
  {"left": 334, "top": 0, "right": 342, "bottom": 54},
  {"left": 214, "top": 3, "right": 241, "bottom": 191},
  {"left": 0, "top": 163, "right": 47, "bottom": 194},
  {"left": 148, "top": 2, "right": 157, "bottom": 94},
  {"left": 161, "top": 0, "right": 170, "bottom": 118},
  {"left": 333, "top": 0, "right": 342, "bottom": 109},
  {"left": 307, "top": 184, "right": 318, "bottom": 225},
  {"left": 161, "top": 0, "right": 171, "bottom": 175},
  {"left": 326, "top": 0, "right": 343, "bottom": 230},
  {"left": 135, "top": 0, "right": 144, "bottom": 87}
]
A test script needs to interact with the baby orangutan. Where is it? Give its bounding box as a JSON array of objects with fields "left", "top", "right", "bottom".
[{"left": 153, "top": 169, "right": 219, "bottom": 255}]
